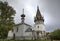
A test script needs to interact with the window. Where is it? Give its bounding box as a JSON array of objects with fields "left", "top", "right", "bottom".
[
  {"left": 37, "top": 26, "right": 39, "bottom": 28},
  {"left": 16, "top": 27, "right": 18, "bottom": 32}
]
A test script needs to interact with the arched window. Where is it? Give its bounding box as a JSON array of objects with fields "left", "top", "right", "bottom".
[{"left": 16, "top": 27, "right": 18, "bottom": 32}]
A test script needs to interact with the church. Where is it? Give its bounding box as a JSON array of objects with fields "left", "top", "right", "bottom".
[{"left": 7, "top": 6, "right": 46, "bottom": 40}]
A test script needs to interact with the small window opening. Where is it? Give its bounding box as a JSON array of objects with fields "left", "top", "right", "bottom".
[
  {"left": 16, "top": 27, "right": 18, "bottom": 32},
  {"left": 38, "top": 26, "right": 39, "bottom": 28}
]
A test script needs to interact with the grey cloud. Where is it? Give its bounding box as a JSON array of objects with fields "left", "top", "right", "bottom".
[{"left": 0, "top": 0, "right": 60, "bottom": 32}]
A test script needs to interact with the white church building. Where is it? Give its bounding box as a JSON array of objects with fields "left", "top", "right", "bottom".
[{"left": 7, "top": 6, "right": 46, "bottom": 40}]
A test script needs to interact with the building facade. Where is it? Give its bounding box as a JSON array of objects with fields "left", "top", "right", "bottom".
[{"left": 7, "top": 6, "right": 46, "bottom": 40}]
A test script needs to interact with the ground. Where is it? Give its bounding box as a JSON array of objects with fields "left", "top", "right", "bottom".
[{"left": 0, "top": 39, "right": 60, "bottom": 41}]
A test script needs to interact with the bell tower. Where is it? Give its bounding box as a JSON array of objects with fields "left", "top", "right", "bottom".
[{"left": 33, "top": 6, "right": 46, "bottom": 39}]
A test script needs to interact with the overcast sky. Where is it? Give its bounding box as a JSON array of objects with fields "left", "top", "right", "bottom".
[{"left": 0, "top": 0, "right": 60, "bottom": 32}]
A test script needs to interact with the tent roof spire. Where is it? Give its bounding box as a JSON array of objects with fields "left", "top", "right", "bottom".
[{"left": 34, "top": 6, "right": 44, "bottom": 22}]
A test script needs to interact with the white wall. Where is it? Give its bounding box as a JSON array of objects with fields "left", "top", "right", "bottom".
[
  {"left": 33, "top": 24, "right": 46, "bottom": 31},
  {"left": 13, "top": 24, "right": 32, "bottom": 39}
]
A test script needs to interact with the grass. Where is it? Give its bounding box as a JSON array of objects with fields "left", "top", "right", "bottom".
[
  {"left": 0, "top": 39, "right": 60, "bottom": 41},
  {"left": 0, "top": 39, "right": 51, "bottom": 41}
]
